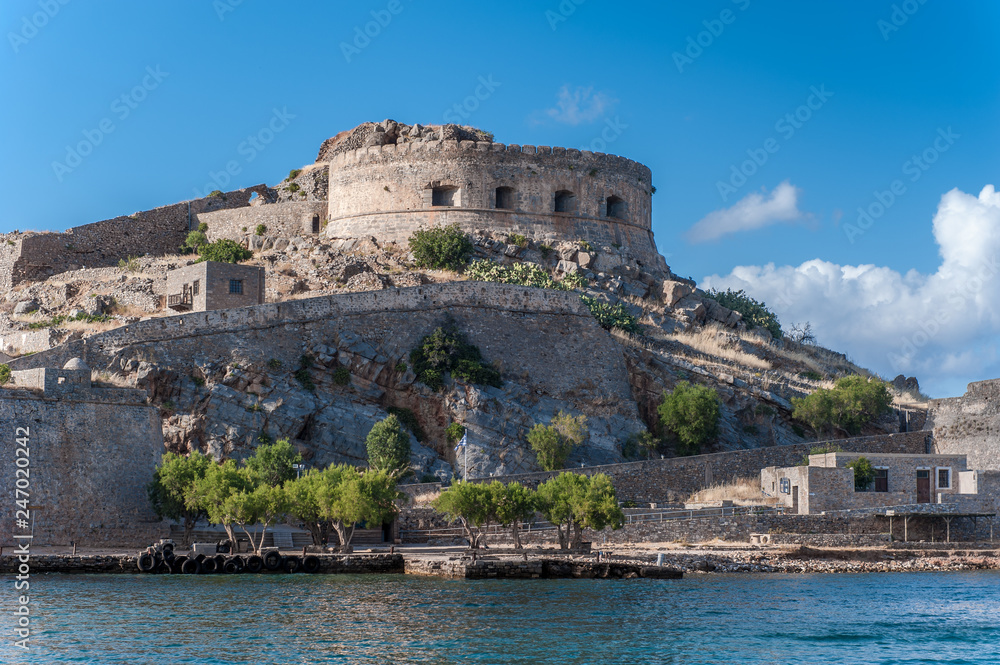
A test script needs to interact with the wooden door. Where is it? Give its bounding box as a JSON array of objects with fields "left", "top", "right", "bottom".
[
  {"left": 792, "top": 486, "right": 799, "bottom": 514},
  {"left": 917, "top": 470, "right": 931, "bottom": 503}
]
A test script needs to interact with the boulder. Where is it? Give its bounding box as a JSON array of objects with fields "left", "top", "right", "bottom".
[
  {"left": 13, "top": 300, "right": 38, "bottom": 316},
  {"left": 577, "top": 252, "right": 594, "bottom": 269},
  {"left": 621, "top": 281, "right": 648, "bottom": 299},
  {"left": 892, "top": 375, "right": 920, "bottom": 394},
  {"left": 673, "top": 295, "right": 707, "bottom": 324},
  {"left": 556, "top": 260, "right": 578, "bottom": 274},
  {"left": 592, "top": 252, "right": 624, "bottom": 273},
  {"left": 659, "top": 281, "right": 693, "bottom": 308}
]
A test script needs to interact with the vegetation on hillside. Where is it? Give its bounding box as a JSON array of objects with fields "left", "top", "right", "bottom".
[
  {"left": 365, "top": 414, "right": 412, "bottom": 478},
  {"left": 705, "top": 288, "right": 782, "bottom": 339},
  {"left": 408, "top": 224, "right": 474, "bottom": 271},
  {"left": 196, "top": 238, "right": 253, "bottom": 264},
  {"left": 409, "top": 320, "right": 502, "bottom": 391},
  {"left": 527, "top": 411, "right": 589, "bottom": 471},
  {"left": 792, "top": 375, "right": 894, "bottom": 435},
  {"left": 658, "top": 381, "right": 721, "bottom": 456}
]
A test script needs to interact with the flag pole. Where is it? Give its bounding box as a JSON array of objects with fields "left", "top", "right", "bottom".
[{"left": 464, "top": 428, "right": 468, "bottom": 480}]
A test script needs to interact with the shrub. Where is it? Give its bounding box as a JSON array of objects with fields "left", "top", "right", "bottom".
[
  {"left": 366, "top": 414, "right": 411, "bottom": 476},
  {"left": 539, "top": 244, "right": 553, "bottom": 258},
  {"left": 408, "top": 224, "right": 474, "bottom": 271},
  {"left": 294, "top": 355, "right": 315, "bottom": 392},
  {"left": 409, "top": 320, "right": 502, "bottom": 391},
  {"left": 446, "top": 422, "right": 465, "bottom": 445},
  {"left": 800, "top": 370, "right": 823, "bottom": 381},
  {"left": 658, "top": 382, "right": 720, "bottom": 456},
  {"left": 621, "top": 431, "right": 659, "bottom": 460},
  {"left": 267, "top": 358, "right": 282, "bottom": 369},
  {"left": 287, "top": 169, "right": 302, "bottom": 181},
  {"left": 191, "top": 375, "right": 205, "bottom": 387},
  {"left": 287, "top": 183, "right": 301, "bottom": 193},
  {"left": 198, "top": 223, "right": 209, "bottom": 233},
  {"left": 0, "top": 364, "right": 10, "bottom": 385},
  {"left": 387, "top": 407, "right": 426, "bottom": 442},
  {"left": 254, "top": 224, "right": 267, "bottom": 236},
  {"left": 332, "top": 366, "right": 351, "bottom": 386},
  {"left": 208, "top": 190, "right": 224, "bottom": 198},
  {"left": 578, "top": 239, "right": 593, "bottom": 252},
  {"left": 395, "top": 361, "right": 407, "bottom": 374},
  {"left": 847, "top": 457, "right": 876, "bottom": 491},
  {"left": 118, "top": 256, "right": 141, "bottom": 273},
  {"left": 196, "top": 239, "right": 252, "bottom": 264},
  {"left": 184, "top": 230, "right": 208, "bottom": 251},
  {"left": 791, "top": 375, "right": 893, "bottom": 435},
  {"left": 580, "top": 296, "right": 640, "bottom": 334},
  {"left": 527, "top": 412, "right": 588, "bottom": 471},
  {"left": 507, "top": 233, "right": 528, "bottom": 248},
  {"left": 705, "top": 288, "right": 782, "bottom": 339},
  {"left": 466, "top": 259, "right": 583, "bottom": 292}
]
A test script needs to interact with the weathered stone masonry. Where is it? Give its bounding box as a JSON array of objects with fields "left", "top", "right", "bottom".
[
  {"left": 325, "top": 140, "right": 665, "bottom": 271},
  {"left": 0, "top": 384, "right": 164, "bottom": 548}
]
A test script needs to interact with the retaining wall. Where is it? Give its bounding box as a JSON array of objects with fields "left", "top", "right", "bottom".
[
  {"left": 472, "top": 431, "right": 931, "bottom": 502},
  {"left": 198, "top": 201, "right": 327, "bottom": 242},
  {"left": 930, "top": 379, "right": 1000, "bottom": 470}
]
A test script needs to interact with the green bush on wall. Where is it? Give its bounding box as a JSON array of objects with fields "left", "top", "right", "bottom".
[{"left": 408, "top": 224, "right": 474, "bottom": 271}]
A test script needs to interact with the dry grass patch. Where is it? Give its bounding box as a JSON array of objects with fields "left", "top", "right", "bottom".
[
  {"left": 665, "top": 325, "right": 771, "bottom": 371},
  {"left": 687, "top": 478, "right": 777, "bottom": 507}
]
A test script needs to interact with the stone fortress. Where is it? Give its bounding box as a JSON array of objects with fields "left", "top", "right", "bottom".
[{"left": 3, "top": 119, "right": 1000, "bottom": 547}]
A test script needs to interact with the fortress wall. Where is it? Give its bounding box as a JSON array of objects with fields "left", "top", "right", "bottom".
[
  {"left": 325, "top": 141, "right": 661, "bottom": 267},
  {"left": 0, "top": 390, "right": 165, "bottom": 547},
  {"left": 3, "top": 186, "right": 268, "bottom": 289},
  {"left": 928, "top": 379, "right": 1000, "bottom": 470},
  {"left": 197, "top": 201, "right": 328, "bottom": 242},
  {"left": 475, "top": 431, "right": 931, "bottom": 502},
  {"left": 0, "top": 328, "right": 59, "bottom": 356},
  {"left": 11, "top": 284, "right": 630, "bottom": 400}
]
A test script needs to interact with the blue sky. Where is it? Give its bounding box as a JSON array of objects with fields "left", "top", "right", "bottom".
[{"left": 2, "top": 0, "right": 999, "bottom": 397}]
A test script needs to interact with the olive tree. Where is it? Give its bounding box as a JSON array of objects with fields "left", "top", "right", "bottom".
[
  {"left": 493, "top": 482, "right": 537, "bottom": 550},
  {"left": 432, "top": 481, "right": 496, "bottom": 549},
  {"left": 147, "top": 451, "right": 212, "bottom": 546},
  {"left": 527, "top": 411, "right": 589, "bottom": 471},
  {"left": 535, "top": 473, "right": 624, "bottom": 550}
]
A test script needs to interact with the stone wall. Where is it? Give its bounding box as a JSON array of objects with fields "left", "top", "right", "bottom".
[
  {"left": 929, "top": 379, "right": 1000, "bottom": 470},
  {"left": 0, "top": 387, "right": 165, "bottom": 548},
  {"left": 0, "top": 328, "right": 59, "bottom": 356},
  {"left": 473, "top": 431, "right": 930, "bottom": 502},
  {"left": 325, "top": 141, "right": 664, "bottom": 271},
  {"left": 12, "top": 283, "right": 624, "bottom": 398},
  {"left": 0, "top": 185, "right": 268, "bottom": 292},
  {"left": 197, "top": 201, "right": 327, "bottom": 242}
]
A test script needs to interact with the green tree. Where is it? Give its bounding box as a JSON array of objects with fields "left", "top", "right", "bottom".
[
  {"left": 528, "top": 411, "right": 589, "bottom": 471},
  {"left": 147, "top": 451, "right": 212, "bottom": 546},
  {"left": 184, "top": 230, "right": 208, "bottom": 251},
  {"left": 432, "top": 481, "right": 496, "bottom": 549},
  {"left": 190, "top": 459, "right": 254, "bottom": 545},
  {"left": 792, "top": 375, "right": 894, "bottom": 435},
  {"left": 492, "top": 482, "right": 536, "bottom": 549},
  {"left": 196, "top": 238, "right": 253, "bottom": 263},
  {"left": 365, "top": 415, "right": 411, "bottom": 477},
  {"left": 283, "top": 469, "right": 330, "bottom": 547},
  {"left": 408, "top": 224, "right": 474, "bottom": 271},
  {"left": 0, "top": 363, "right": 12, "bottom": 385},
  {"left": 245, "top": 438, "right": 301, "bottom": 487},
  {"left": 227, "top": 480, "right": 289, "bottom": 554},
  {"left": 658, "top": 382, "right": 721, "bottom": 456},
  {"left": 535, "top": 473, "right": 624, "bottom": 550},
  {"left": 705, "top": 288, "right": 783, "bottom": 339},
  {"left": 316, "top": 466, "right": 402, "bottom": 552},
  {"left": 846, "top": 456, "right": 876, "bottom": 491}
]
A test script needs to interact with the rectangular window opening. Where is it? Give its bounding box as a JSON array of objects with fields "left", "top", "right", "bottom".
[
  {"left": 230, "top": 279, "right": 243, "bottom": 295},
  {"left": 874, "top": 468, "right": 889, "bottom": 493},
  {"left": 937, "top": 467, "right": 952, "bottom": 490}
]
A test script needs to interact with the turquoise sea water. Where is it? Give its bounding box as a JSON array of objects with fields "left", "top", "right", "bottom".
[{"left": 1, "top": 571, "right": 998, "bottom": 664}]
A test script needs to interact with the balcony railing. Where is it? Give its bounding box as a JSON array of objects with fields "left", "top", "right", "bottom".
[{"left": 167, "top": 292, "right": 192, "bottom": 311}]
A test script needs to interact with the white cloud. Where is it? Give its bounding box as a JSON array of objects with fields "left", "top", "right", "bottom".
[
  {"left": 687, "top": 181, "right": 805, "bottom": 243},
  {"left": 701, "top": 185, "right": 1000, "bottom": 397},
  {"left": 542, "top": 85, "right": 616, "bottom": 125}
]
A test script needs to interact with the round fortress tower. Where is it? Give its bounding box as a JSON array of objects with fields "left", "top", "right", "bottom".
[{"left": 324, "top": 139, "right": 665, "bottom": 270}]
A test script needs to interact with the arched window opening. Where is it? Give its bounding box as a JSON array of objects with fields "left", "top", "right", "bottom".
[
  {"left": 554, "top": 190, "right": 577, "bottom": 213},
  {"left": 495, "top": 186, "right": 515, "bottom": 210},
  {"left": 432, "top": 186, "right": 460, "bottom": 207},
  {"left": 606, "top": 195, "right": 627, "bottom": 220}
]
